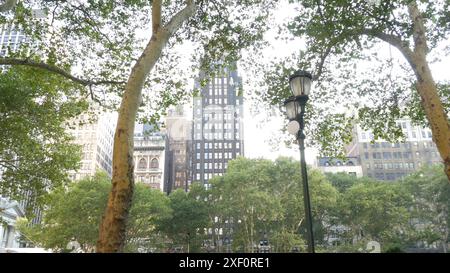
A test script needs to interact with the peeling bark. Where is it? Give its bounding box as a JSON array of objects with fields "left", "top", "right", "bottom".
[
  {"left": 96, "top": 0, "right": 196, "bottom": 253},
  {"left": 405, "top": 2, "right": 450, "bottom": 182}
]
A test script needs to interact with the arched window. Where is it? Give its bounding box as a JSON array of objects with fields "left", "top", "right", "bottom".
[
  {"left": 324, "top": 161, "right": 330, "bottom": 166},
  {"left": 150, "top": 158, "right": 159, "bottom": 169},
  {"left": 138, "top": 158, "right": 147, "bottom": 169},
  {"left": 347, "top": 161, "right": 355, "bottom": 166}
]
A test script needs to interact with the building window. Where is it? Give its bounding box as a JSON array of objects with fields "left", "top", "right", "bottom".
[
  {"left": 138, "top": 158, "right": 147, "bottom": 169},
  {"left": 196, "top": 173, "right": 200, "bottom": 180},
  {"left": 196, "top": 163, "right": 200, "bottom": 170},
  {"left": 150, "top": 158, "right": 159, "bottom": 169}
]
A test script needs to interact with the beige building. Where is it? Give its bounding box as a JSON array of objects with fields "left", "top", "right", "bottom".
[
  {"left": 67, "top": 109, "right": 117, "bottom": 181},
  {"left": 347, "top": 119, "right": 441, "bottom": 180}
]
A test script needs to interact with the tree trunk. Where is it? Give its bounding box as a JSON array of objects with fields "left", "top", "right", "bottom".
[
  {"left": 96, "top": 1, "right": 196, "bottom": 252},
  {"left": 410, "top": 55, "right": 450, "bottom": 182},
  {"left": 404, "top": 2, "right": 450, "bottom": 182}
]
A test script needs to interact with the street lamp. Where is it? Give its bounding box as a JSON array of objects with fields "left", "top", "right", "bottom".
[{"left": 283, "top": 70, "right": 315, "bottom": 253}]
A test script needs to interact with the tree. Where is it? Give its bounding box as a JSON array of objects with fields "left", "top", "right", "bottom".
[
  {"left": 203, "top": 157, "right": 339, "bottom": 252},
  {"left": 17, "top": 171, "right": 172, "bottom": 252},
  {"left": 0, "top": 0, "right": 275, "bottom": 252},
  {"left": 401, "top": 164, "right": 449, "bottom": 252},
  {"left": 0, "top": 66, "right": 86, "bottom": 214},
  {"left": 325, "top": 172, "right": 359, "bottom": 193},
  {"left": 209, "top": 158, "right": 283, "bottom": 252},
  {"left": 258, "top": 0, "right": 450, "bottom": 181},
  {"left": 158, "top": 188, "right": 210, "bottom": 253},
  {"left": 338, "top": 179, "right": 411, "bottom": 250}
]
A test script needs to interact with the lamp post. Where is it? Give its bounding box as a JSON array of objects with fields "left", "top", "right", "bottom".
[{"left": 283, "top": 70, "right": 315, "bottom": 253}]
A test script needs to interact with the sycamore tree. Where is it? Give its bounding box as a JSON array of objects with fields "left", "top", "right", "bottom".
[
  {"left": 0, "top": 0, "right": 276, "bottom": 251},
  {"left": 256, "top": 0, "right": 450, "bottom": 181}
]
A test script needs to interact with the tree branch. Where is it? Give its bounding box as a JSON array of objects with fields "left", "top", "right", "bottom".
[
  {"left": 312, "top": 43, "right": 333, "bottom": 81},
  {"left": 0, "top": 57, "right": 126, "bottom": 86},
  {"left": 163, "top": 0, "right": 196, "bottom": 35},
  {"left": 361, "top": 28, "right": 416, "bottom": 66},
  {"left": 152, "top": 0, "right": 162, "bottom": 35}
]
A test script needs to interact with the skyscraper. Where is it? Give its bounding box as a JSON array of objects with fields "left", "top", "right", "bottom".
[{"left": 191, "top": 65, "right": 245, "bottom": 187}]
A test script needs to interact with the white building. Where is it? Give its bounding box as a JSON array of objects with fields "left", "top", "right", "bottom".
[
  {"left": 0, "top": 197, "right": 25, "bottom": 249},
  {"left": 67, "top": 109, "right": 117, "bottom": 181},
  {"left": 133, "top": 124, "right": 167, "bottom": 191},
  {"left": 316, "top": 157, "right": 363, "bottom": 178}
]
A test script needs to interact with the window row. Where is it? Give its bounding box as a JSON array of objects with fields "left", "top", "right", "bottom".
[
  {"left": 367, "top": 162, "right": 415, "bottom": 170},
  {"left": 194, "top": 132, "right": 240, "bottom": 140},
  {"left": 197, "top": 142, "right": 240, "bottom": 150},
  {"left": 196, "top": 152, "right": 239, "bottom": 160},
  {"left": 197, "top": 162, "right": 225, "bottom": 170},
  {"left": 137, "top": 158, "right": 159, "bottom": 169},
  {"left": 200, "top": 123, "right": 240, "bottom": 130}
]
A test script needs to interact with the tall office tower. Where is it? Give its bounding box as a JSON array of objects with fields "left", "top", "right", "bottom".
[
  {"left": 191, "top": 65, "right": 245, "bottom": 187},
  {"left": 133, "top": 124, "right": 167, "bottom": 192},
  {"left": 67, "top": 109, "right": 117, "bottom": 181},
  {"left": 347, "top": 119, "right": 441, "bottom": 181},
  {"left": 165, "top": 106, "right": 192, "bottom": 192}
]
